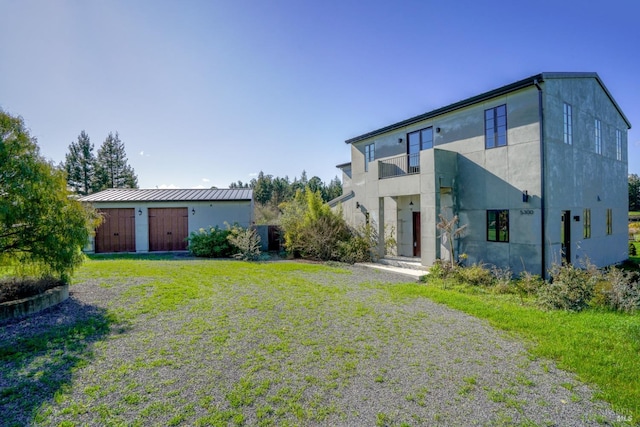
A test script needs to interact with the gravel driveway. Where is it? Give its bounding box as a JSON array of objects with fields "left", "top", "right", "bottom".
[{"left": 0, "top": 261, "right": 626, "bottom": 426}]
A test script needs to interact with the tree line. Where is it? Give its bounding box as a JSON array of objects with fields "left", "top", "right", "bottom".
[
  {"left": 63, "top": 130, "right": 138, "bottom": 195},
  {"left": 229, "top": 170, "right": 342, "bottom": 206}
]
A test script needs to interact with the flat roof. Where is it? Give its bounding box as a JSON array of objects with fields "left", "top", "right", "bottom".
[
  {"left": 79, "top": 188, "right": 253, "bottom": 202},
  {"left": 345, "top": 72, "right": 631, "bottom": 144}
]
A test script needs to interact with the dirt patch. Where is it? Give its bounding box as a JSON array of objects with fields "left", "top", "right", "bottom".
[{"left": 0, "top": 277, "right": 64, "bottom": 304}]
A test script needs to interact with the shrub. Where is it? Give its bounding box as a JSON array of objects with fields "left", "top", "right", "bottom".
[
  {"left": 596, "top": 268, "right": 640, "bottom": 312},
  {"left": 537, "top": 262, "right": 599, "bottom": 311},
  {"left": 630, "top": 242, "right": 637, "bottom": 256},
  {"left": 280, "top": 188, "right": 351, "bottom": 261},
  {"left": 515, "top": 271, "right": 545, "bottom": 303},
  {"left": 227, "top": 226, "right": 262, "bottom": 261},
  {"left": 454, "top": 262, "right": 494, "bottom": 287},
  {"left": 187, "top": 226, "right": 233, "bottom": 258},
  {"left": 428, "top": 259, "right": 458, "bottom": 280}
]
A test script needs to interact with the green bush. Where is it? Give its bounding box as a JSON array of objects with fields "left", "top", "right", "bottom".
[
  {"left": 630, "top": 242, "right": 637, "bottom": 256},
  {"left": 515, "top": 271, "right": 545, "bottom": 303},
  {"left": 537, "top": 262, "right": 599, "bottom": 312},
  {"left": 227, "top": 225, "right": 262, "bottom": 261},
  {"left": 594, "top": 268, "right": 640, "bottom": 312},
  {"left": 454, "top": 262, "right": 494, "bottom": 287},
  {"left": 187, "top": 226, "right": 233, "bottom": 258}
]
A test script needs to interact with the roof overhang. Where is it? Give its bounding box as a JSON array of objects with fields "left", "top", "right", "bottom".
[{"left": 345, "top": 72, "right": 631, "bottom": 145}]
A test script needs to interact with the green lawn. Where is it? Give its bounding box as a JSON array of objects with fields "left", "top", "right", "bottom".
[{"left": 1, "top": 258, "right": 639, "bottom": 425}]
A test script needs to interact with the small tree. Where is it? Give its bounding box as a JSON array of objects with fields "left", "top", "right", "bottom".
[
  {"left": 94, "top": 132, "right": 138, "bottom": 190},
  {"left": 0, "top": 110, "right": 99, "bottom": 281},
  {"left": 436, "top": 212, "right": 467, "bottom": 266}
]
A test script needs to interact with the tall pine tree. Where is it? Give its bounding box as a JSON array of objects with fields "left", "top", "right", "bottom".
[
  {"left": 94, "top": 132, "right": 138, "bottom": 190},
  {"left": 64, "top": 130, "right": 96, "bottom": 195}
]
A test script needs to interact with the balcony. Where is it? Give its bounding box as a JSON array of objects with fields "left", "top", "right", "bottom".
[{"left": 378, "top": 153, "right": 420, "bottom": 179}]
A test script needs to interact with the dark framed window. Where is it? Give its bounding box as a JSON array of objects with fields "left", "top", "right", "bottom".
[
  {"left": 487, "top": 209, "right": 509, "bottom": 242},
  {"left": 616, "top": 129, "right": 622, "bottom": 161},
  {"left": 485, "top": 105, "right": 507, "bottom": 149},
  {"left": 407, "top": 127, "right": 434, "bottom": 151},
  {"left": 563, "top": 103, "right": 573, "bottom": 145},
  {"left": 583, "top": 209, "right": 591, "bottom": 239},
  {"left": 595, "top": 119, "right": 602, "bottom": 154},
  {"left": 365, "top": 143, "right": 375, "bottom": 172},
  {"left": 606, "top": 209, "right": 612, "bottom": 235}
]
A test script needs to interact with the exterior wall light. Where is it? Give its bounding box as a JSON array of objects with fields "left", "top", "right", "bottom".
[
  {"left": 356, "top": 202, "right": 360, "bottom": 209},
  {"left": 398, "top": 138, "right": 403, "bottom": 144},
  {"left": 436, "top": 127, "right": 441, "bottom": 133},
  {"left": 522, "top": 190, "right": 529, "bottom": 203},
  {"left": 191, "top": 208, "right": 195, "bottom": 215},
  {"left": 138, "top": 209, "right": 142, "bottom": 216}
]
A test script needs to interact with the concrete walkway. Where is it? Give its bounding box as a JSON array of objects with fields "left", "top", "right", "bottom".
[{"left": 356, "top": 262, "right": 428, "bottom": 279}]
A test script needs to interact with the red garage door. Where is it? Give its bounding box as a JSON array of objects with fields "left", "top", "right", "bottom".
[
  {"left": 95, "top": 208, "right": 136, "bottom": 253},
  {"left": 148, "top": 208, "right": 189, "bottom": 251}
]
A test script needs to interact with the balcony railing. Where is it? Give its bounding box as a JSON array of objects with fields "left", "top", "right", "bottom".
[{"left": 378, "top": 153, "right": 420, "bottom": 179}]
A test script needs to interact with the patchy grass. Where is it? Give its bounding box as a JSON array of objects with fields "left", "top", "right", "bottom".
[
  {"left": 2, "top": 258, "right": 637, "bottom": 425},
  {"left": 394, "top": 280, "right": 640, "bottom": 422}
]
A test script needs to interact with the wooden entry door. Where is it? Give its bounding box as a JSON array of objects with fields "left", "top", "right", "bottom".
[
  {"left": 412, "top": 211, "right": 421, "bottom": 257},
  {"left": 95, "top": 208, "right": 136, "bottom": 253},
  {"left": 148, "top": 208, "right": 189, "bottom": 251}
]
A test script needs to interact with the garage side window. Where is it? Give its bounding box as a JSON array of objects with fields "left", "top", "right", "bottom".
[{"left": 487, "top": 209, "right": 509, "bottom": 242}]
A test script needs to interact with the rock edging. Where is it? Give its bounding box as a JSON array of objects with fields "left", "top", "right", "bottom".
[{"left": 0, "top": 284, "right": 69, "bottom": 323}]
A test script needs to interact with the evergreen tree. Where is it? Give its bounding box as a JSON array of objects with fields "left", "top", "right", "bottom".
[
  {"left": 63, "top": 130, "right": 96, "bottom": 195},
  {"left": 630, "top": 174, "right": 640, "bottom": 212},
  {"left": 94, "top": 132, "right": 138, "bottom": 190},
  {"left": 325, "top": 176, "right": 343, "bottom": 202},
  {"left": 252, "top": 171, "right": 273, "bottom": 206}
]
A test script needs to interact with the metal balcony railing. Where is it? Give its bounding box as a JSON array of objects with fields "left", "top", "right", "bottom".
[{"left": 378, "top": 153, "right": 420, "bottom": 179}]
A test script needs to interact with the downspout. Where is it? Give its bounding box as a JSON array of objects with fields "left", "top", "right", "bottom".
[{"left": 534, "top": 79, "right": 546, "bottom": 279}]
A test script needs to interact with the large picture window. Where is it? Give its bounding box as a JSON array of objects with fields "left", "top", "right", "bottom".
[
  {"left": 487, "top": 209, "right": 509, "bottom": 242},
  {"left": 485, "top": 105, "right": 507, "bottom": 149}
]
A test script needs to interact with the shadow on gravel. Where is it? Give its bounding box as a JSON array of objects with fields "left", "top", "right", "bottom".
[{"left": 0, "top": 298, "right": 118, "bottom": 426}]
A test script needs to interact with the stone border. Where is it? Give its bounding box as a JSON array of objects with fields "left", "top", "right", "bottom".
[{"left": 0, "top": 284, "right": 69, "bottom": 323}]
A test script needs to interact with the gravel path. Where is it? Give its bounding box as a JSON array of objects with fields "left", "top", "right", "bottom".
[{"left": 0, "top": 262, "right": 626, "bottom": 426}]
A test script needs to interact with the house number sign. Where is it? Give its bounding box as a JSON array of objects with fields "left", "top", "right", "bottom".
[{"left": 520, "top": 209, "right": 534, "bottom": 215}]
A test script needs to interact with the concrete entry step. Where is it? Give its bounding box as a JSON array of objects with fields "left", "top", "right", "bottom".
[{"left": 378, "top": 256, "right": 427, "bottom": 271}]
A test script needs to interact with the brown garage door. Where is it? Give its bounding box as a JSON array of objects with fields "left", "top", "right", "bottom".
[
  {"left": 148, "top": 208, "right": 189, "bottom": 251},
  {"left": 95, "top": 208, "right": 136, "bottom": 253}
]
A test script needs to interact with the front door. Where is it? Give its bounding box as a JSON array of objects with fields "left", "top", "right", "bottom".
[
  {"left": 412, "top": 212, "right": 421, "bottom": 257},
  {"left": 561, "top": 210, "right": 571, "bottom": 264}
]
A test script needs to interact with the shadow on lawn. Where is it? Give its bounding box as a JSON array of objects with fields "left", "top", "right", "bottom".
[{"left": 0, "top": 298, "right": 118, "bottom": 426}]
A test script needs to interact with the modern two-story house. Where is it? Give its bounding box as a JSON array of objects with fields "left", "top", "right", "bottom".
[{"left": 333, "top": 72, "right": 631, "bottom": 277}]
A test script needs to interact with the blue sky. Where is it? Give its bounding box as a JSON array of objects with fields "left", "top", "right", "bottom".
[{"left": 1, "top": 0, "right": 638, "bottom": 189}]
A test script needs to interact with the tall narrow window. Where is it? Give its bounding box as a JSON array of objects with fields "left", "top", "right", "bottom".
[
  {"left": 616, "top": 129, "right": 622, "bottom": 161},
  {"left": 364, "top": 143, "right": 375, "bottom": 172},
  {"left": 485, "top": 105, "right": 507, "bottom": 149},
  {"left": 595, "top": 119, "right": 602, "bottom": 154},
  {"left": 487, "top": 209, "right": 509, "bottom": 242},
  {"left": 563, "top": 103, "right": 573, "bottom": 145},
  {"left": 606, "top": 209, "right": 613, "bottom": 235},
  {"left": 583, "top": 209, "right": 591, "bottom": 239}
]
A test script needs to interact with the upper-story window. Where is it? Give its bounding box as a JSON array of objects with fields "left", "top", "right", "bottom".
[
  {"left": 563, "top": 103, "right": 573, "bottom": 145},
  {"left": 485, "top": 105, "right": 507, "bottom": 149},
  {"left": 407, "top": 127, "right": 434, "bottom": 151},
  {"left": 595, "top": 119, "right": 602, "bottom": 154},
  {"left": 616, "top": 129, "right": 622, "bottom": 161},
  {"left": 364, "top": 143, "right": 375, "bottom": 172}
]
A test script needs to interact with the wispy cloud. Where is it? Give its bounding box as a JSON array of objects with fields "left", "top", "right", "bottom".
[
  {"left": 139, "top": 150, "right": 150, "bottom": 157},
  {"left": 202, "top": 178, "right": 210, "bottom": 182}
]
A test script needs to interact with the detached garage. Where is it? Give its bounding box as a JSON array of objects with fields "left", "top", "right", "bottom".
[{"left": 79, "top": 188, "right": 253, "bottom": 253}]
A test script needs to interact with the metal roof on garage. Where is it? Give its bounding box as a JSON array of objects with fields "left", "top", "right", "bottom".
[{"left": 79, "top": 188, "right": 253, "bottom": 202}]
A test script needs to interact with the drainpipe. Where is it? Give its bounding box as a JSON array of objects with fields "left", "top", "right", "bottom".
[{"left": 534, "top": 79, "right": 546, "bottom": 279}]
